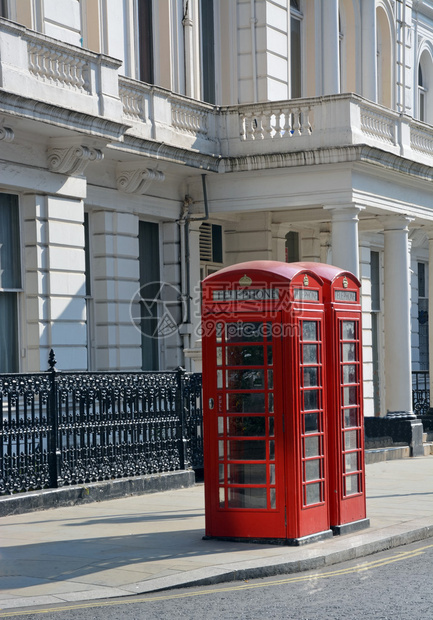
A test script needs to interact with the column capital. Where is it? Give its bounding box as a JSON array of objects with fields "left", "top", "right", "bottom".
[
  {"left": 381, "top": 215, "right": 414, "bottom": 231},
  {"left": 323, "top": 204, "right": 365, "bottom": 222}
]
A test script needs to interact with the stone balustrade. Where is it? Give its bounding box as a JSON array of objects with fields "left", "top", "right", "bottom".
[{"left": 1, "top": 18, "right": 433, "bottom": 167}]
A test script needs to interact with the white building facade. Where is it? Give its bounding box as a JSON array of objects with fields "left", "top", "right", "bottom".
[{"left": 1, "top": 0, "right": 433, "bottom": 418}]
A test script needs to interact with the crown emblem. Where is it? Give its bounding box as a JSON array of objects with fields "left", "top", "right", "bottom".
[
  {"left": 239, "top": 274, "right": 252, "bottom": 287},
  {"left": 303, "top": 275, "right": 309, "bottom": 286},
  {"left": 343, "top": 276, "right": 348, "bottom": 289}
]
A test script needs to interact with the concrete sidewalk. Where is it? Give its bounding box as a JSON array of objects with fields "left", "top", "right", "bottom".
[{"left": 0, "top": 457, "right": 432, "bottom": 611}]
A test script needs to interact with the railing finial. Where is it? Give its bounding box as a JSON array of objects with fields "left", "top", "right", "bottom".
[{"left": 48, "top": 349, "right": 57, "bottom": 372}]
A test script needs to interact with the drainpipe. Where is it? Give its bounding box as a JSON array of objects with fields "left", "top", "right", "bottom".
[
  {"left": 250, "top": 0, "right": 258, "bottom": 102},
  {"left": 178, "top": 175, "right": 210, "bottom": 367}
]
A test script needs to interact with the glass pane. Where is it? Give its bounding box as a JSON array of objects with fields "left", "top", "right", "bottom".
[
  {"left": 219, "top": 487, "right": 225, "bottom": 507},
  {"left": 269, "top": 440, "right": 275, "bottom": 460},
  {"left": 268, "top": 392, "right": 274, "bottom": 413},
  {"left": 227, "top": 487, "right": 267, "bottom": 509},
  {"left": 303, "top": 344, "right": 318, "bottom": 364},
  {"left": 216, "top": 347, "right": 222, "bottom": 366},
  {"left": 345, "top": 474, "right": 359, "bottom": 495},
  {"left": 0, "top": 194, "right": 21, "bottom": 289},
  {"left": 269, "top": 417, "right": 274, "bottom": 436},
  {"left": 304, "top": 413, "right": 319, "bottom": 433},
  {"left": 218, "top": 440, "right": 224, "bottom": 459},
  {"left": 304, "top": 389, "right": 318, "bottom": 411},
  {"left": 227, "top": 440, "right": 266, "bottom": 460},
  {"left": 342, "top": 321, "right": 356, "bottom": 340},
  {"left": 304, "top": 366, "right": 318, "bottom": 386},
  {"left": 218, "top": 417, "right": 224, "bottom": 435},
  {"left": 305, "top": 459, "right": 320, "bottom": 481},
  {"left": 0, "top": 293, "right": 18, "bottom": 373},
  {"left": 227, "top": 392, "right": 265, "bottom": 413},
  {"left": 305, "top": 483, "right": 321, "bottom": 505},
  {"left": 268, "top": 370, "right": 274, "bottom": 388},
  {"left": 343, "top": 408, "right": 358, "bottom": 428},
  {"left": 304, "top": 435, "right": 320, "bottom": 457},
  {"left": 267, "top": 345, "right": 273, "bottom": 365},
  {"left": 344, "top": 430, "right": 358, "bottom": 451},
  {"left": 227, "top": 463, "right": 267, "bottom": 484},
  {"left": 270, "top": 488, "right": 276, "bottom": 509},
  {"left": 270, "top": 464, "right": 275, "bottom": 484},
  {"left": 226, "top": 416, "right": 266, "bottom": 436},
  {"left": 216, "top": 323, "right": 223, "bottom": 342},
  {"left": 226, "top": 322, "right": 265, "bottom": 343},
  {"left": 343, "top": 364, "right": 357, "bottom": 384},
  {"left": 226, "top": 369, "right": 265, "bottom": 389},
  {"left": 219, "top": 464, "right": 224, "bottom": 483},
  {"left": 226, "top": 345, "right": 264, "bottom": 366},
  {"left": 343, "top": 386, "right": 358, "bottom": 406},
  {"left": 342, "top": 343, "right": 356, "bottom": 362},
  {"left": 345, "top": 452, "right": 358, "bottom": 473},
  {"left": 303, "top": 321, "right": 317, "bottom": 341},
  {"left": 217, "top": 369, "right": 223, "bottom": 388}
]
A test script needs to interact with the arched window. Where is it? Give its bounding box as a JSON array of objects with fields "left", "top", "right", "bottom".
[
  {"left": 290, "top": 0, "right": 302, "bottom": 98},
  {"left": 376, "top": 6, "right": 393, "bottom": 108},
  {"left": 417, "top": 49, "right": 433, "bottom": 124},
  {"left": 418, "top": 65, "right": 426, "bottom": 122}
]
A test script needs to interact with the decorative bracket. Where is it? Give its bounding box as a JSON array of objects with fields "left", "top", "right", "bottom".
[
  {"left": 47, "top": 144, "right": 104, "bottom": 175},
  {"left": 0, "top": 126, "right": 14, "bottom": 142},
  {"left": 116, "top": 166, "right": 165, "bottom": 194}
]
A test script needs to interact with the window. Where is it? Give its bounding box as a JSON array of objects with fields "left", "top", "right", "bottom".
[
  {"left": 139, "top": 221, "right": 160, "bottom": 370},
  {"left": 0, "top": 194, "right": 21, "bottom": 372},
  {"left": 290, "top": 0, "right": 302, "bottom": 98},
  {"left": 200, "top": 222, "right": 223, "bottom": 280},
  {"left": 138, "top": 0, "right": 154, "bottom": 83},
  {"left": 418, "top": 65, "right": 426, "bottom": 123},
  {"left": 84, "top": 213, "right": 94, "bottom": 370},
  {"left": 370, "top": 251, "right": 381, "bottom": 415},
  {"left": 285, "top": 231, "right": 300, "bottom": 262},
  {"left": 418, "top": 262, "right": 429, "bottom": 371},
  {"left": 0, "top": 0, "right": 8, "bottom": 18},
  {"left": 200, "top": 0, "right": 216, "bottom": 103}
]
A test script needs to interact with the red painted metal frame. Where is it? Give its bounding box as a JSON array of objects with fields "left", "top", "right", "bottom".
[{"left": 202, "top": 261, "right": 333, "bottom": 541}]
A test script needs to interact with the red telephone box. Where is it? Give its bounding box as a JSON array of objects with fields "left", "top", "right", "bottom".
[
  {"left": 201, "top": 261, "right": 333, "bottom": 544},
  {"left": 307, "top": 263, "right": 369, "bottom": 534}
]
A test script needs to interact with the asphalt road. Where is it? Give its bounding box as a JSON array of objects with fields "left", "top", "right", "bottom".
[{"left": 5, "top": 538, "right": 433, "bottom": 620}]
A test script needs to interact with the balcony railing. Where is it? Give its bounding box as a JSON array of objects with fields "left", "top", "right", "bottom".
[{"left": 1, "top": 17, "right": 433, "bottom": 167}]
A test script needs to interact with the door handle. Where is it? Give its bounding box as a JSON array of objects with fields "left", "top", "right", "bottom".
[{"left": 208, "top": 398, "right": 214, "bottom": 410}]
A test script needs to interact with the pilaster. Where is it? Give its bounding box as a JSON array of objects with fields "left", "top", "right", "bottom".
[{"left": 383, "top": 215, "right": 415, "bottom": 417}]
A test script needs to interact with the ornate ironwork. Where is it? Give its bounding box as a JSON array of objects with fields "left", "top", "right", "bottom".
[
  {"left": 0, "top": 373, "right": 52, "bottom": 494},
  {"left": 182, "top": 372, "right": 203, "bottom": 470},
  {"left": 412, "top": 371, "right": 430, "bottom": 416},
  {"left": 0, "top": 353, "right": 204, "bottom": 495}
]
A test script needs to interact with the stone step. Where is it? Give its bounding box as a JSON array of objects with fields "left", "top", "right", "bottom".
[{"left": 364, "top": 445, "right": 410, "bottom": 464}]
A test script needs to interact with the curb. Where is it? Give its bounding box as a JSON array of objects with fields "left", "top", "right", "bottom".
[
  {"left": 0, "top": 470, "right": 196, "bottom": 517},
  {"left": 126, "top": 518, "right": 433, "bottom": 594}
]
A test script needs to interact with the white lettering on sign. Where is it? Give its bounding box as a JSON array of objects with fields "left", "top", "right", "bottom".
[
  {"left": 335, "top": 290, "right": 357, "bottom": 302},
  {"left": 212, "top": 288, "right": 280, "bottom": 301},
  {"left": 293, "top": 288, "right": 319, "bottom": 301}
]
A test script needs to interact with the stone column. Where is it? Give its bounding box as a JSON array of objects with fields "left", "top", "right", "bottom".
[
  {"left": 92, "top": 210, "right": 141, "bottom": 371},
  {"left": 322, "top": 0, "right": 340, "bottom": 94},
  {"left": 361, "top": 0, "right": 377, "bottom": 102},
  {"left": 383, "top": 216, "right": 414, "bottom": 417},
  {"left": 22, "top": 194, "right": 87, "bottom": 371},
  {"left": 325, "top": 205, "right": 363, "bottom": 278}
]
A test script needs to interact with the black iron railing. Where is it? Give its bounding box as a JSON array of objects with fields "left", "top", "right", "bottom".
[
  {"left": 412, "top": 370, "right": 430, "bottom": 416},
  {"left": 0, "top": 351, "right": 202, "bottom": 495}
]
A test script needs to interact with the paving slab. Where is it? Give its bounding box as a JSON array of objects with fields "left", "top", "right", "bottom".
[{"left": 0, "top": 456, "right": 432, "bottom": 611}]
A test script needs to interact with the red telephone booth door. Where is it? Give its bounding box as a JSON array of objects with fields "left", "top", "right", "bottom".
[{"left": 203, "top": 312, "right": 287, "bottom": 539}]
